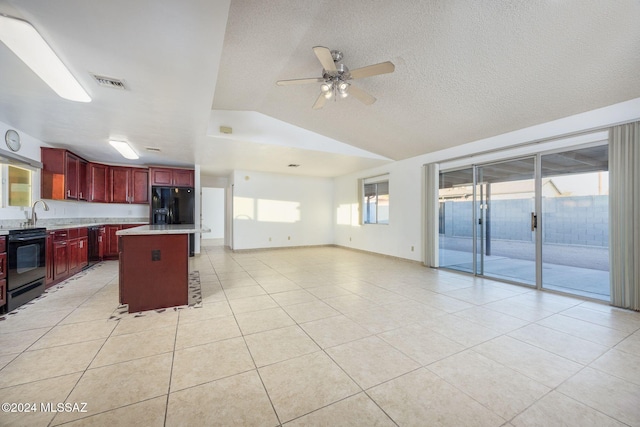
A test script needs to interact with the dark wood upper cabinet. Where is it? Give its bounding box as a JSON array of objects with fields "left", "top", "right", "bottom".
[
  {"left": 149, "top": 167, "right": 194, "bottom": 187},
  {"left": 65, "top": 153, "right": 79, "bottom": 199},
  {"left": 131, "top": 168, "right": 149, "bottom": 204},
  {"left": 88, "top": 163, "right": 109, "bottom": 203},
  {"left": 41, "top": 148, "right": 89, "bottom": 201},
  {"left": 78, "top": 159, "right": 88, "bottom": 201},
  {"left": 173, "top": 169, "right": 194, "bottom": 187},
  {"left": 110, "top": 166, "right": 130, "bottom": 204},
  {"left": 149, "top": 168, "right": 173, "bottom": 186},
  {"left": 42, "top": 148, "right": 191, "bottom": 204},
  {"left": 110, "top": 167, "right": 149, "bottom": 204}
]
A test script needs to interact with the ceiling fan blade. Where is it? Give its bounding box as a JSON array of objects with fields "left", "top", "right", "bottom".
[
  {"left": 276, "top": 77, "right": 324, "bottom": 86},
  {"left": 349, "top": 85, "right": 376, "bottom": 105},
  {"left": 312, "top": 92, "right": 327, "bottom": 109},
  {"left": 349, "top": 61, "right": 395, "bottom": 80},
  {"left": 313, "top": 46, "right": 337, "bottom": 72}
]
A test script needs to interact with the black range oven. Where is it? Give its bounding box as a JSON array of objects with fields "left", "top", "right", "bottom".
[{"left": 6, "top": 227, "right": 46, "bottom": 311}]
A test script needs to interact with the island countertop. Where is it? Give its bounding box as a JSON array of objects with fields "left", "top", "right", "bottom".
[{"left": 116, "top": 224, "right": 211, "bottom": 236}]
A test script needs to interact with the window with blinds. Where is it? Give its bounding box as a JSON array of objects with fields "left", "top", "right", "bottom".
[{"left": 362, "top": 175, "right": 389, "bottom": 224}]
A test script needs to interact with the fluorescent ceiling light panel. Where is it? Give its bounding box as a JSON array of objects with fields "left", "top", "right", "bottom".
[
  {"left": 109, "top": 140, "right": 139, "bottom": 159},
  {"left": 0, "top": 14, "right": 91, "bottom": 102}
]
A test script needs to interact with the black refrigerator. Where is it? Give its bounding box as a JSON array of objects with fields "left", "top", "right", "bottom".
[{"left": 151, "top": 186, "right": 195, "bottom": 256}]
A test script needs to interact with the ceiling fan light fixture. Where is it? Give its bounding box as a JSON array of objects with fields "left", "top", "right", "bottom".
[
  {"left": 276, "top": 46, "right": 394, "bottom": 109},
  {"left": 0, "top": 15, "right": 91, "bottom": 102}
]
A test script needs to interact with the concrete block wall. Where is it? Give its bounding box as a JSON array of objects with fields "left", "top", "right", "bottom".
[{"left": 441, "top": 195, "right": 608, "bottom": 247}]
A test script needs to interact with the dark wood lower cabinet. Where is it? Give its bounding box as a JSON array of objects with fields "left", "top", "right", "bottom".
[
  {"left": 46, "top": 227, "right": 90, "bottom": 287},
  {"left": 79, "top": 237, "right": 88, "bottom": 269},
  {"left": 105, "top": 225, "right": 121, "bottom": 259},
  {"left": 45, "top": 232, "right": 55, "bottom": 286},
  {"left": 68, "top": 238, "right": 79, "bottom": 276},
  {"left": 54, "top": 240, "right": 69, "bottom": 279},
  {"left": 45, "top": 224, "right": 141, "bottom": 287}
]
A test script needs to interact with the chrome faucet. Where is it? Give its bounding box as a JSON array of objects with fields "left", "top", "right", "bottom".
[{"left": 29, "top": 200, "right": 50, "bottom": 227}]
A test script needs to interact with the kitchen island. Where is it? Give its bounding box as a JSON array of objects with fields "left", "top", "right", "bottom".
[{"left": 116, "top": 224, "right": 209, "bottom": 313}]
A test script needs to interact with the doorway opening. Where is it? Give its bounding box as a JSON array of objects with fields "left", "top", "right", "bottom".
[{"left": 201, "top": 187, "right": 225, "bottom": 247}]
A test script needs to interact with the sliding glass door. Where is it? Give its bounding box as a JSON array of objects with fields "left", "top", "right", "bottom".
[
  {"left": 437, "top": 144, "right": 610, "bottom": 300},
  {"left": 540, "top": 145, "right": 609, "bottom": 298},
  {"left": 476, "top": 158, "right": 536, "bottom": 286},
  {"left": 438, "top": 168, "right": 475, "bottom": 273}
]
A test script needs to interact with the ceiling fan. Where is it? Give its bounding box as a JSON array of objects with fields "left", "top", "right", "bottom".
[{"left": 276, "top": 46, "right": 395, "bottom": 109}]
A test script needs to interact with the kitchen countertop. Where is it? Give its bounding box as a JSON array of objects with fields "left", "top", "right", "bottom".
[
  {"left": 116, "top": 224, "right": 210, "bottom": 236},
  {"left": 44, "top": 222, "right": 148, "bottom": 231},
  {"left": 0, "top": 223, "right": 149, "bottom": 235}
]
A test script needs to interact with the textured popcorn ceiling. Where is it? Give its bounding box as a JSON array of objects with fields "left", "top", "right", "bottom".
[
  {"left": 213, "top": 0, "right": 640, "bottom": 161},
  {"left": 0, "top": 1, "right": 639, "bottom": 176}
]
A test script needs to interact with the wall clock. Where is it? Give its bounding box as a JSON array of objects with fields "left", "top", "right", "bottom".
[{"left": 5, "top": 129, "right": 21, "bottom": 152}]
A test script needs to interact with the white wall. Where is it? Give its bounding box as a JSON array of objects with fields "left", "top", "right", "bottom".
[
  {"left": 225, "top": 173, "right": 234, "bottom": 248},
  {"left": 232, "top": 170, "right": 333, "bottom": 250},
  {"left": 202, "top": 187, "right": 224, "bottom": 238},
  {"left": 201, "top": 174, "right": 228, "bottom": 188},
  {"left": 334, "top": 159, "right": 424, "bottom": 261},
  {"left": 333, "top": 97, "right": 640, "bottom": 262}
]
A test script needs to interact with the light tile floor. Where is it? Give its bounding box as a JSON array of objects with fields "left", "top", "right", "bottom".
[{"left": 1, "top": 244, "right": 640, "bottom": 426}]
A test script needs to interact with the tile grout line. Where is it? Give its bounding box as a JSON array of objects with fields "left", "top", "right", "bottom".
[
  {"left": 46, "top": 281, "right": 122, "bottom": 427},
  {"left": 211, "top": 245, "right": 284, "bottom": 426},
  {"left": 163, "top": 306, "right": 182, "bottom": 427}
]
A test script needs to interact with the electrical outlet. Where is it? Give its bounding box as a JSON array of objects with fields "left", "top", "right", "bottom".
[
  {"left": 349, "top": 237, "right": 352, "bottom": 242},
  {"left": 411, "top": 246, "right": 414, "bottom": 252},
  {"left": 269, "top": 237, "right": 272, "bottom": 241},
  {"left": 288, "top": 236, "right": 291, "bottom": 240}
]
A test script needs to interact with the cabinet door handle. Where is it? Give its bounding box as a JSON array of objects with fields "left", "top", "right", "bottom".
[
  {"left": 79, "top": 192, "right": 83, "bottom": 199},
  {"left": 67, "top": 190, "right": 71, "bottom": 197}
]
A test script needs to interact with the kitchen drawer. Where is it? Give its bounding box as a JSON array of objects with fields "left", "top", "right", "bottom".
[
  {"left": 77, "top": 227, "right": 88, "bottom": 237},
  {"left": 53, "top": 230, "right": 69, "bottom": 241},
  {"left": 0, "top": 236, "right": 5, "bottom": 252},
  {"left": 67, "top": 228, "right": 79, "bottom": 239}
]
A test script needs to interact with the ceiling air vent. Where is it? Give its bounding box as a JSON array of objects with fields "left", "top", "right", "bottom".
[
  {"left": 145, "top": 147, "right": 161, "bottom": 152},
  {"left": 91, "top": 73, "right": 126, "bottom": 90}
]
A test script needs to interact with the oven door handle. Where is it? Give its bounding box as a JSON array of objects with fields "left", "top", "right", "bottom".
[{"left": 9, "top": 236, "right": 46, "bottom": 242}]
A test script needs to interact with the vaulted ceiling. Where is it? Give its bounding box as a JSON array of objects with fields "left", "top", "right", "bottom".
[{"left": 1, "top": 0, "right": 639, "bottom": 177}]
